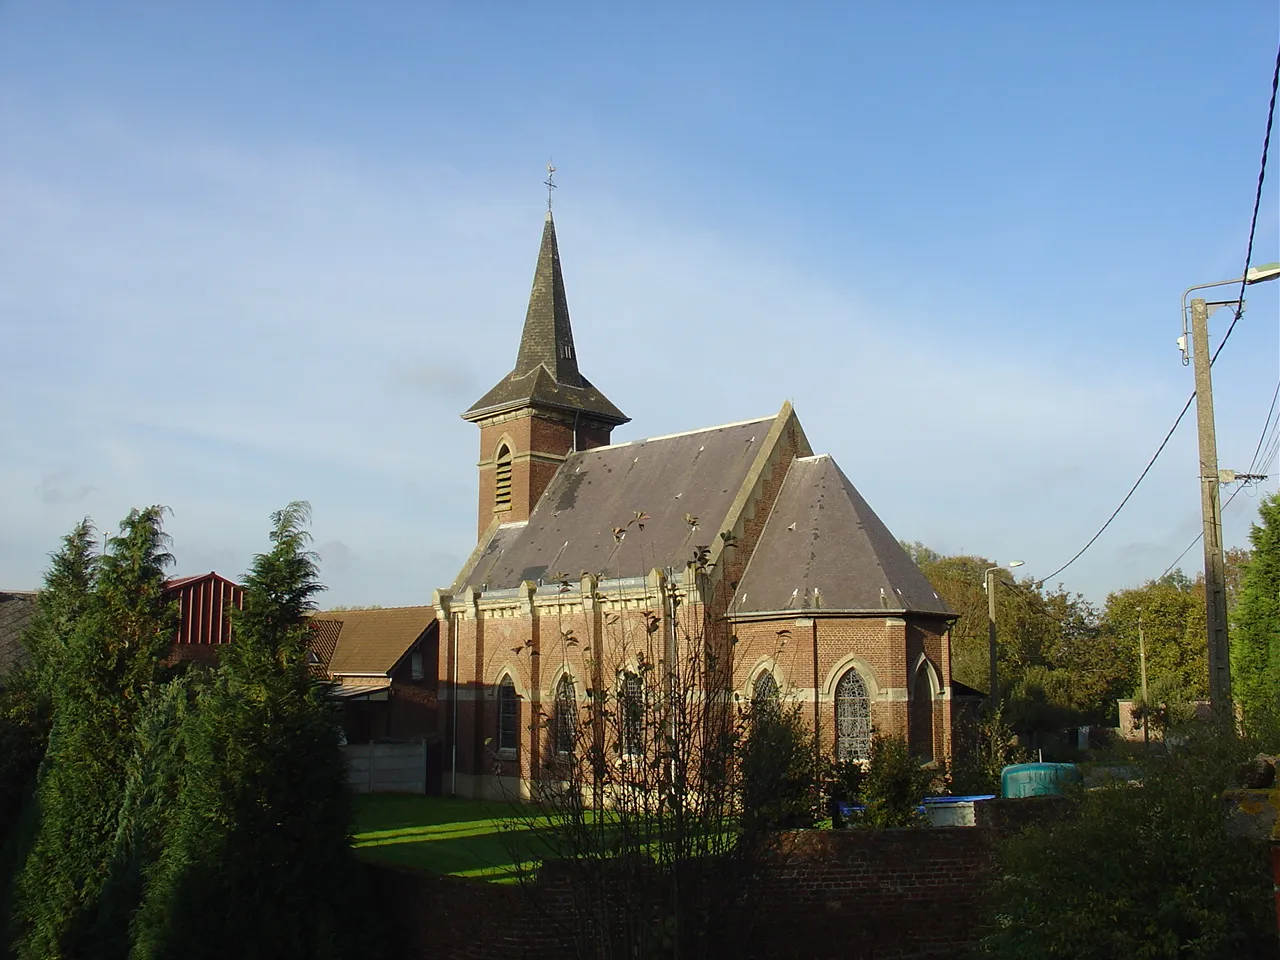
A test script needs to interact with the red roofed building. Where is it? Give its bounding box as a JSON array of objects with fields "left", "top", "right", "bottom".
[{"left": 165, "top": 572, "right": 245, "bottom": 665}]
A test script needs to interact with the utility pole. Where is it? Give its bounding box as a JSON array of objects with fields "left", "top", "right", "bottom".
[
  {"left": 987, "top": 568, "right": 999, "bottom": 711},
  {"left": 1137, "top": 609, "right": 1149, "bottom": 748},
  {"left": 1190, "top": 297, "right": 1232, "bottom": 720},
  {"left": 983, "top": 562, "right": 1022, "bottom": 713}
]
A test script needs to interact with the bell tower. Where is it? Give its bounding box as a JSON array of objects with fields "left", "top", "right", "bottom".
[{"left": 462, "top": 211, "right": 628, "bottom": 538}]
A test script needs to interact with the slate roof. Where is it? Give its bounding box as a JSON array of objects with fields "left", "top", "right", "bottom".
[
  {"left": 463, "top": 213, "right": 627, "bottom": 426},
  {"left": 310, "top": 606, "right": 435, "bottom": 677},
  {"left": 0, "top": 590, "right": 37, "bottom": 680},
  {"left": 732, "top": 455, "right": 954, "bottom": 617},
  {"left": 457, "top": 415, "right": 779, "bottom": 591}
]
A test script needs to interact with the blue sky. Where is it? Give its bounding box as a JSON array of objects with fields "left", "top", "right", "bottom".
[{"left": 1, "top": 3, "right": 1277, "bottom": 608}]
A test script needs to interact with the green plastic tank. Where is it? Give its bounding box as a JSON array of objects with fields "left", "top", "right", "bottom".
[{"left": 1000, "top": 762, "right": 1082, "bottom": 799}]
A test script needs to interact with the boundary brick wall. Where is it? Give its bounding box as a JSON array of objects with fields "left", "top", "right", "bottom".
[{"left": 367, "top": 827, "right": 996, "bottom": 960}]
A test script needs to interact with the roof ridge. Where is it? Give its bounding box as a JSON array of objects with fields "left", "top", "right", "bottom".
[
  {"left": 312, "top": 604, "right": 435, "bottom": 617},
  {"left": 580, "top": 414, "right": 776, "bottom": 453}
]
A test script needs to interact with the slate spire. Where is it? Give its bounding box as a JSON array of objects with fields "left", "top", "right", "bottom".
[
  {"left": 463, "top": 212, "right": 627, "bottom": 426},
  {"left": 514, "top": 212, "right": 581, "bottom": 386}
]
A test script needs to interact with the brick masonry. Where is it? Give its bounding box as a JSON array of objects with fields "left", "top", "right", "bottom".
[{"left": 365, "top": 827, "right": 997, "bottom": 960}]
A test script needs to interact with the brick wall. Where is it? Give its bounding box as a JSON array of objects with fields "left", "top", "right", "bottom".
[
  {"left": 366, "top": 827, "right": 996, "bottom": 959},
  {"left": 730, "top": 614, "right": 953, "bottom": 754}
]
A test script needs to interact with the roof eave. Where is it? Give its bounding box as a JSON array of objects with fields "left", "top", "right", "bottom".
[
  {"left": 461, "top": 394, "right": 630, "bottom": 426},
  {"left": 729, "top": 607, "right": 957, "bottom": 622}
]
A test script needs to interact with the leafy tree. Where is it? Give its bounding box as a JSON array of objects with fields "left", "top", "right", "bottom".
[
  {"left": 1224, "top": 545, "right": 1252, "bottom": 614},
  {"left": 946, "top": 705, "right": 1026, "bottom": 795},
  {"left": 1231, "top": 491, "right": 1280, "bottom": 733},
  {"left": 914, "top": 551, "right": 1116, "bottom": 731},
  {"left": 899, "top": 539, "right": 942, "bottom": 567},
  {"left": 854, "top": 734, "right": 935, "bottom": 828},
  {"left": 131, "top": 502, "right": 361, "bottom": 960},
  {"left": 740, "top": 700, "right": 820, "bottom": 831},
  {"left": 1099, "top": 576, "right": 1208, "bottom": 709},
  {"left": 970, "top": 732, "right": 1273, "bottom": 958},
  {"left": 11, "top": 507, "right": 175, "bottom": 960}
]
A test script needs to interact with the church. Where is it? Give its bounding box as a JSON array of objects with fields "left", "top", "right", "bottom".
[{"left": 431, "top": 210, "right": 958, "bottom": 799}]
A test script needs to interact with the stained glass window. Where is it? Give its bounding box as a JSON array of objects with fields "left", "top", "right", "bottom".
[
  {"left": 498, "top": 676, "right": 519, "bottom": 751},
  {"left": 554, "top": 675, "right": 577, "bottom": 754},
  {"left": 835, "top": 668, "right": 871, "bottom": 762}
]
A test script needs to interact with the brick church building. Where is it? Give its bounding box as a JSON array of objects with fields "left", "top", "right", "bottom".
[{"left": 431, "top": 211, "right": 957, "bottom": 799}]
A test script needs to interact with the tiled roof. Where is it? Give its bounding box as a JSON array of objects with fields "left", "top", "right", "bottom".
[
  {"left": 463, "top": 213, "right": 627, "bottom": 426},
  {"left": 0, "top": 591, "right": 38, "bottom": 679},
  {"left": 732, "top": 456, "right": 954, "bottom": 617},
  {"left": 457, "top": 414, "right": 781, "bottom": 591},
  {"left": 310, "top": 606, "right": 435, "bottom": 677},
  {"left": 307, "top": 618, "right": 342, "bottom": 677}
]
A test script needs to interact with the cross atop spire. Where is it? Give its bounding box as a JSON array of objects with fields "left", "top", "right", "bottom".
[{"left": 544, "top": 161, "right": 556, "bottom": 214}]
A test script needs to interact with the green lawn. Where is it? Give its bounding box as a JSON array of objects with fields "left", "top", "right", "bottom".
[{"left": 351, "top": 795, "right": 543, "bottom": 882}]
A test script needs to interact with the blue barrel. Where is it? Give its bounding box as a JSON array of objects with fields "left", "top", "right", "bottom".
[{"left": 1000, "top": 762, "right": 1081, "bottom": 799}]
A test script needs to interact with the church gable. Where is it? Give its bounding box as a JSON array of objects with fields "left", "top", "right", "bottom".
[{"left": 732, "top": 454, "right": 954, "bottom": 617}]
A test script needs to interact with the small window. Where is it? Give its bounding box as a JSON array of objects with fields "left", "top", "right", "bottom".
[
  {"left": 554, "top": 675, "right": 577, "bottom": 754},
  {"left": 619, "top": 671, "right": 643, "bottom": 756},
  {"left": 410, "top": 651, "right": 424, "bottom": 681},
  {"left": 498, "top": 677, "right": 519, "bottom": 752},
  {"left": 495, "top": 444, "right": 513, "bottom": 509}
]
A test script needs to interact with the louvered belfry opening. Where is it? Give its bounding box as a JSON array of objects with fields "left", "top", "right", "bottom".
[{"left": 494, "top": 444, "right": 513, "bottom": 510}]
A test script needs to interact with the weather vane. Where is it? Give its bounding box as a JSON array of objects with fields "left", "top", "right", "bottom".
[{"left": 544, "top": 161, "right": 556, "bottom": 212}]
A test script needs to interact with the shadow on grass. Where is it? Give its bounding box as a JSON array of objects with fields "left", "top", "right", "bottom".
[{"left": 352, "top": 795, "right": 545, "bottom": 883}]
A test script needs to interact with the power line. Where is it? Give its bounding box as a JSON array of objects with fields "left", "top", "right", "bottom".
[
  {"left": 1040, "top": 40, "right": 1280, "bottom": 587},
  {"left": 1039, "top": 392, "right": 1195, "bottom": 586},
  {"left": 1246, "top": 377, "right": 1280, "bottom": 476},
  {"left": 1223, "top": 39, "right": 1280, "bottom": 336}
]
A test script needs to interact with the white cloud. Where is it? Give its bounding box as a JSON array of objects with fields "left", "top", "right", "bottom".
[{"left": 0, "top": 108, "right": 1265, "bottom": 605}]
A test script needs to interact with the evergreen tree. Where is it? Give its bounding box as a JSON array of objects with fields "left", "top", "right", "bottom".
[
  {"left": 23, "top": 518, "right": 100, "bottom": 688},
  {"left": 11, "top": 508, "right": 175, "bottom": 960},
  {"left": 132, "top": 503, "right": 360, "bottom": 960},
  {"left": 0, "top": 520, "right": 98, "bottom": 854},
  {"left": 1231, "top": 491, "right": 1280, "bottom": 734},
  {"left": 91, "top": 677, "right": 196, "bottom": 960}
]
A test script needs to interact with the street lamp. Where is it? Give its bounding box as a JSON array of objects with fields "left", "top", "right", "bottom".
[
  {"left": 983, "top": 560, "right": 1024, "bottom": 710},
  {"left": 1178, "top": 263, "right": 1280, "bottom": 721}
]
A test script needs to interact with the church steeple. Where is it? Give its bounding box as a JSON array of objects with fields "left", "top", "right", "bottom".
[
  {"left": 513, "top": 212, "right": 583, "bottom": 387},
  {"left": 463, "top": 209, "right": 628, "bottom": 536},
  {"left": 463, "top": 211, "right": 627, "bottom": 428}
]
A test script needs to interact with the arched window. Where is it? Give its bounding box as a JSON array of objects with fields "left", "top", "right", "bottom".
[
  {"left": 554, "top": 675, "right": 577, "bottom": 754},
  {"left": 494, "top": 444, "right": 513, "bottom": 510},
  {"left": 835, "top": 668, "right": 871, "bottom": 762},
  {"left": 910, "top": 666, "right": 935, "bottom": 763},
  {"left": 752, "top": 671, "right": 780, "bottom": 712},
  {"left": 498, "top": 676, "right": 519, "bottom": 752},
  {"left": 619, "top": 671, "right": 643, "bottom": 756}
]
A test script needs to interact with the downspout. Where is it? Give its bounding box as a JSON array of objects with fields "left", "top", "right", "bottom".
[
  {"left": 572, "top": 409, "right": 580, "bottom": 453},
  {"left": 451, "top": 610, "right": 459, "bottom": 797},
  {"left": 811, "top": 618, "right": 821, "bottom": 761}
]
